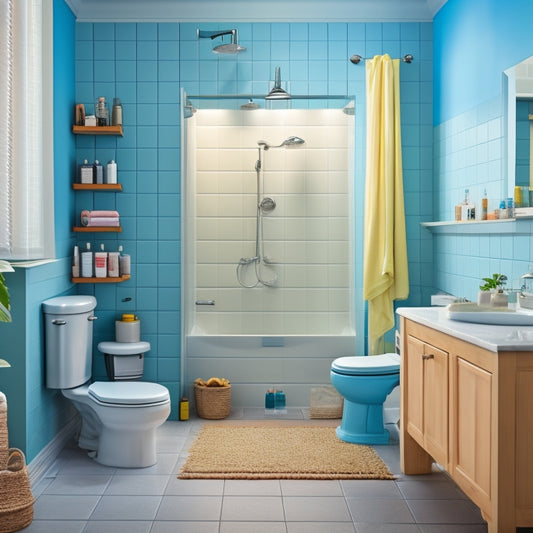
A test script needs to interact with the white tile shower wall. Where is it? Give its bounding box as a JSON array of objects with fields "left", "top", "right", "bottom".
[{"left": 192, "top": 108, "right": 354, "bottom": 335}]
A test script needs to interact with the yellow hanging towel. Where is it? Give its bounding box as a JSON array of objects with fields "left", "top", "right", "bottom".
[{"left": 363, "top": 54, "right": 409, "bottom": 354}]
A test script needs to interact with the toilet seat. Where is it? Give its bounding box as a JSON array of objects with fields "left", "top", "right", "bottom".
[
  {"left": 88, "top": 381, "right": 169, "bottom": 406},
  {"left": 331, "top": 353, "right": 400, "bottom": 376}
]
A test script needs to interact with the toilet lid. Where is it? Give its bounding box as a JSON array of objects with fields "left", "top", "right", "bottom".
[
  {"left": 89, "top": 381, "right": 169, "bottom": 405},
  {"left": 331, "top": 353, "right": 400, "bottom": 375}
]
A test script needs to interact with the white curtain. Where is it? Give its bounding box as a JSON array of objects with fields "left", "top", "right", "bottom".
[{"left": 0, "top": 0, "right": 55, "bottom": 260}]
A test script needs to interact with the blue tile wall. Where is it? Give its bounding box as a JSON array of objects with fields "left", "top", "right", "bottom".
[{"left": 74, "top": 20, "right": 432, "bottom": 395}]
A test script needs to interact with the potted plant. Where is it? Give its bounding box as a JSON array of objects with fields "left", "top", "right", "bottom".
[
  {"left": 479, "top": 273, "right": 508, "bottom": 307},
  {"left": 0, "top": 260, "right": 13, "bottom": 367}
]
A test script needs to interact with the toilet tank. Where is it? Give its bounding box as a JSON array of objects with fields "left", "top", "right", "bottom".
[
  {"left": 42, "top": 295, "right": 97, "bottom": 389},
  {"left": 97, "top": 341, "right": 150, "bottom": 381}
]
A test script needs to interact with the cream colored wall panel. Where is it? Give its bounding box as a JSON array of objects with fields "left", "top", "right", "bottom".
[
  {"left": 196, "top": 194, "right": 221, "bottom": 217},
  {"left": 305, "top": 218, "right": 332, "bottom": 240},
  {"left": 218, "top": 149, "right": 249, "bottom": 171},
  {"left": 283, "top": 218, "right": 307, "bottom": 240},
  {"left": 282, "top": 289, "right": 311, "bottom": 312},
  {"left": 282, "top": 195, "right": 308, "bottom": 217},
  {"left": 305, "top": 172, "right": 330, "bottom": 194},
  {"left": 195, "top": 126, "right": 220, "bottom": 148},
  {"left": 328, "top": 149, "right": 349, "bottom": 171},
  {"left": 328, "top": 289, "right": 350, "bottom": 311},
  {"left": 305, "top": 195, "right": 331, "bottom": 217},
  {"left": 328, "top": 242, "right": 350, "bottom": 263},
  {"left": 196, "top": 149, "right": 220, "bottom": 171},
  {"left": 305, "top": 149, "right": 329, "bottom": 171},
  {"left": 328, "top": 195, "right": 349, "bottom": 216},
  {"left": 327, "top": 172, "right": 349, "bottom": 193},
  {"left": 328, "top": 218, "right": 349, "bottom": 240},
  {"left": 283, "top": 241, "right": 309, "bottom": 263},
  {"left": 196, "top": 264, "right": 220, "bottom": 288}
]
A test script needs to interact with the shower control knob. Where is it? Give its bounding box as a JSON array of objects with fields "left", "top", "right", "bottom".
[{"left": 260, "top": 197, "right": 276, "bottom": 212}]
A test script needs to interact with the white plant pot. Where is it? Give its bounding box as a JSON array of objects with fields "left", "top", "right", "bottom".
[
  {"left": 477, "top": 291, "right": 492, "bottom": 306},
  {"left": 490, "top": 291, "right": 508, "bottom": 307}
]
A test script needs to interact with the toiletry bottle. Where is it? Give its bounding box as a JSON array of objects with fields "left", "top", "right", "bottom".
[
  {"left": 461, "top": 189, "right": 471, "bottom": 221},
  {"left": 94, "top": 244, "right": 108, "bottom": 278},
  {"left": 179, "top": 397, "right": 189, "bottom": 421},
  {"left": 95, "top": 96, "right": 109, "bottom": 126},
  {"left": 481, "top": 189, "right": 488, "bottom": 220},
  {"left": 507, "top": 197, "right": 514, "bottom": 218},
  {"left": 79, "top": 159, "right": 94, "bottom": 184},
  {"left": 81, "top": 242, "right": 93, "bottom": 278},
  {"left": 118, "top": 245, "right": 131, "bottom": 276},
  {"left": 499, "top": 200, "right": 508, "bottom": 219},
  {"left": 72, "top": 245, "right": 80, "bottom": 278},
  {"left": 108, "top": 249, "right": 120, "bottom": 277},
  {"left": 106, "top": 160, "right": 117, "bottom": 184},
  {"left": 94, "top": 160, "right": 104, "bottom": 184},
  {"left": 111, "top": 98, "right": 123, "bottom": 126}
]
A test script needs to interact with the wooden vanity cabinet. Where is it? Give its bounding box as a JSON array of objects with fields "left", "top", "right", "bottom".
[{"left": 400, "top": 316, "right": 533, "bottom": 533}]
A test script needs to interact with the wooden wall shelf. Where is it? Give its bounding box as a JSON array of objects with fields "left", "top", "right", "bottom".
[
  {"left": 73, "top": 226, "right": 122, "bottom": 233},
  {"left": 72, "top": 275, "right": 130, "bottom": 284},
  {"left": 72, "top": 125, "right": 123, "bottom": 136},
  {"left": 73, "top": 183, "right": 122, "bottom": 191}
]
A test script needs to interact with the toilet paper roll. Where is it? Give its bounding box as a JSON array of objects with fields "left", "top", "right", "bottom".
[{"left": 115, "top": 319, "right": 140, "bottom": 343}]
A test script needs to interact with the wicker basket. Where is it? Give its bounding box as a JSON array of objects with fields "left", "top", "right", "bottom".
[
  {"left": 194, "top": 384, "right": 231, "bottom": 420},
  {"left": 0, "top": 392, "right": 34, "bottom": 533}
]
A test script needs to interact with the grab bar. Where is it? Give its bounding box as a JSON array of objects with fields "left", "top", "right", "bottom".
[{"left": 195, "top": 300, "right": 215, "bottom": 306}]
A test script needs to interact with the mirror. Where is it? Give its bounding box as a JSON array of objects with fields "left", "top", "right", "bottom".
[{"left": 505, "top": 55, "right": 533, "bottom": 204}]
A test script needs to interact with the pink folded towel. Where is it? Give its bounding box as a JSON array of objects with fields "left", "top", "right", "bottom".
[
  {"left": 84, "top": 218, "right": 120, "bottom": 227},
  {"left": 82, "top": 210, "right": 119, "bottom": 218},
  {"left": 81, "top": 210, "right": 120, "bottom": 226}
]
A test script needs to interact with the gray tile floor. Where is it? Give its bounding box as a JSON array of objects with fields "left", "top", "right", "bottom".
[{"left": 26, "top": 408, "right": 490, "bottom": 533}]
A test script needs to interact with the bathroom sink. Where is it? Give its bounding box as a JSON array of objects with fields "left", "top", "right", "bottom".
[{"left": 446, "top": 302, "right": 533, "bottom": 326}]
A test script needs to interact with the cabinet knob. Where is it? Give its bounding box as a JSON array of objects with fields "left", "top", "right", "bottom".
[{"left": 422, "top": 353, "right": 434, "bottom": 360}]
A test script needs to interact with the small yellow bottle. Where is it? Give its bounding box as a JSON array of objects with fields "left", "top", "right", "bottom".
[{"left": 179, "top": 397, "right": 189, "bottom": 421}]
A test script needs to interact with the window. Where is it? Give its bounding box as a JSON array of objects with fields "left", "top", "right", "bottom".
[{"left": 0, "top": 0, "right": 54, "bottom": 260}]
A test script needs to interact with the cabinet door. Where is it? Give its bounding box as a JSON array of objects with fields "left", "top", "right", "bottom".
[
  {"left": 423, "top": 343, "right": 449, "bottom": 467},
  {"left": 453, "top": 356, "right": 492, "bottom": 511},
  {"left": 406, "top": 334, "right": 425, "bottom": 446}
]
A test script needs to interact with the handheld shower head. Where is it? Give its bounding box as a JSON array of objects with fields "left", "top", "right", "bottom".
[{"left": 257, "top": 137, "right": 305, "bottom": 150}]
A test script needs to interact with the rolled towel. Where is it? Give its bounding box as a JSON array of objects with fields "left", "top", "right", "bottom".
[
  {"left": 83, "top": 217, "right": 120, "bottom": 227},
  {"left": 81, "top": 210, "right": 120, "bottom": 226}
]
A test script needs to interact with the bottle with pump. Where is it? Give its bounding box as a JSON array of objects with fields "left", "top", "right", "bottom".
[
  {"left": 81, "top": 242, "right": 93, "bottom": 278},
  {"left": 461, "top": 189, "right": 474, "bottom": 221},
  {"left": 94, "top": 244, "right": 108, "bottom": 278},
  {"left": 94, "top": 160, "right": 104, "bottom": 184},
  {"left": 106, "top": 160, "right": 117, "bottom": 184},
  {"left": 79, "top": 159, "right": 93, "bottom": 184}
]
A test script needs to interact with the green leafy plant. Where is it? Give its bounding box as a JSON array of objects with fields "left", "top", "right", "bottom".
[
  {"left": 0, "top": 260, "right": 13, "bottom": 323},
  {"left": 480, "top": 273, "right": 508, "bottom": 292},
  {"left": 0, "top": 260, "right": 13, "bottom": 368}
]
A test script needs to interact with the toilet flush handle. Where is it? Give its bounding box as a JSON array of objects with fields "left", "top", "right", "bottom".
[
  {"left": 88, "top": 315, "right": 98, "bottom": 321},
  {"left": 51, "top": 319, "right": 66, "bottom": 326}
]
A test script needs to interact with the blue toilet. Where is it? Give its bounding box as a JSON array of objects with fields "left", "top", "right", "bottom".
[{"left": 330, "top": 353, "right": 400, "bottom": 444}]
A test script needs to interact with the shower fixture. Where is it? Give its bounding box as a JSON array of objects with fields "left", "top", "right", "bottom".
[
  {"left": 241, "top": 98, "right": 260, "bottom": 110},
  {"left": 236, "top": 136, "right": 306, "bottom": 288},
  {"left": 265, "top": 67, "right": 290, "bottom": 100},
  {"left": 197, "top": 28, "right": 246, "bottom": 54},
  {"left": 257, "top": 136, "right": 305, "bottom": 151}
]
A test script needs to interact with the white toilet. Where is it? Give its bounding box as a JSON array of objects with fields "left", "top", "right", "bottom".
[{"left": 43, "top": 295, "right": 171, "bottom": 468}]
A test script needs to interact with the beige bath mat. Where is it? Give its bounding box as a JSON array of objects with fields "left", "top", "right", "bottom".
[{"left": 179, "top": 425, "right": 395, "bottom": 480}]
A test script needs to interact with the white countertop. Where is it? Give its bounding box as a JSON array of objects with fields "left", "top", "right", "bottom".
[{"left": 396, "top": 306, "right": 533, "bottom": 352}]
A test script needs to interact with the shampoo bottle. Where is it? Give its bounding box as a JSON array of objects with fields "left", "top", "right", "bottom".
[
  {"left": 94, "top": 160, "right": 104, "bottom": 184},
  {"left": 481, "top": 189, "right": 488, "bottom": 221},
  {"left": 81, "top": 242, "right": 93, "bottom": 278},
  {"left": 79, "top": 159, "right": 93, "bottom": 184},
  {"left": 72, "top": 245, "right": 80, "bottom": 278},
  {"left": 108, "top": 250, "right": 120, "bottom": 277},
  {"left": 118, "top": 245, "right": 131, "bottom": 276},
  {"left": 94, "top": 243, "right": 108, "bottom": 278},
  {"left": 106, "top": 160, "right": 117, "bottom": 184}
]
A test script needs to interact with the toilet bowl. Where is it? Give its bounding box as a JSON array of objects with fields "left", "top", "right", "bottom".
[
  {"left": 42, "top": 295, "right": 171, "bottom": 468},
  {"left": 330, "top": 353, "right": 400, "bottom": 445},
  {"left": 62, "top": 382, "right": 170, "bottom": 468}
]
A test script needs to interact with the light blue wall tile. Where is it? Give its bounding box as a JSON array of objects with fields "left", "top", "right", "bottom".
[
  {"left": 137, "top": 62, "right": 158, "bottom": 83},
  {"left": 158, "top": 23, "right": 180, "bottom": 41},
  {"left": 137, "top": 40, "right": 158, "bottom": 61},
  {"left": 116, "top": 23, "right": 136, "bottom": 41},
  {"left": 137, "top": 23, "right": 157, "bottom": 41},
  {"left": 94, "top": 23, "right": 115, "bottom": 41},
  {"left": 116, "top": 60, "right": 136, "bottom": 82},
  {"left": 158, "top": 241, "right": 180, "bottom": 263},
  {"left": 76, "top": 22, "right": 93, "bottom": 41}
]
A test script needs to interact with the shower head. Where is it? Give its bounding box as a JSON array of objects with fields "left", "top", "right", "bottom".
[
  {"left": 257, "top": 136, "right": 305, "bottom": 150},
  {"left": 265, "top": 66, "right": 290, "bottom": 100},
  {"left": 241, "top": 98, "right": 260, "bottom": 110},
  {"left": 197, "top": 28, "right": 246, "bottom": 54}
]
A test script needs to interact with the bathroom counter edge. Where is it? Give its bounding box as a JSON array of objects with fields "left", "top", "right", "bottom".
[{"left": 396, "top": 306, "right": 533, "bottom": 352}]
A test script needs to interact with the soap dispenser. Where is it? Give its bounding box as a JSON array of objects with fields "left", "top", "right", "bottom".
[{"left": 519, "top": 266, "right": 533, "bottom": 309}]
